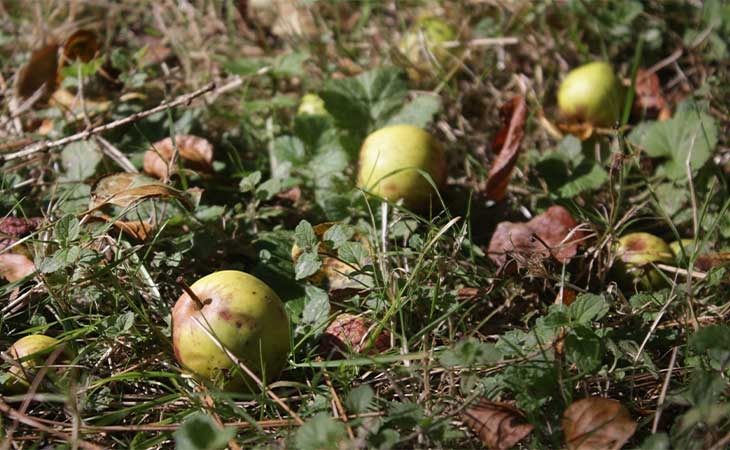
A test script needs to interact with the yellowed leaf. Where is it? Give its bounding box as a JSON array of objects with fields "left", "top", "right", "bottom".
[
  {"left": 143, "top": 135, "right": 214, "bottom": 180},
  {"left": 563, "top": 397, "right": 636, "bottom": 450},
  {"left": 0, "top": 253, "right": 36, "bottom": 282}
]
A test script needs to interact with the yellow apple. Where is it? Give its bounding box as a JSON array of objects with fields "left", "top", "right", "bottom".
[
  {"left": 557, "top": 62, "right": 623, "bottom": 128},
  {"left": 2, "top": 334, "right": 71, "bottom": 393},
  {"left": 357, "top": 124, "right": 446, "bottom": 211},
  {"left": 172, "top": 270, "right": 290, "bottom": 391},
  {"left": 613, "top": 232, "right": 674, "bottom": 290}
]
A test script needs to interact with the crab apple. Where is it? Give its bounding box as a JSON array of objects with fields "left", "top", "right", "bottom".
[
  {"left": 557, "top": 62, "right": 623, "bottom": 128},
  {"left": 319, "top": 313, "right": 390, "bottom": 359},
  {"left": 399, "top": 16, "right": 459, "bottom": 82},
  {"left": 357, "top": 124, "right": 446, "bottom": 211},
  {"left": 2, "top": 334, "right": 71, "bottom": 393},
  {"left": 172, "top": 270, "right": 290, "bottom": 391},
  {"left": 613, "top": 232, "right": 674, "bottom": 290}
]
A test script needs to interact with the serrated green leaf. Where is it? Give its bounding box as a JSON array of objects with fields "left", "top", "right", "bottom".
[
  {"left": 564, "top": 326, "right": 602, "bottom": 373},
  {"left": 628, "top": 108, "right": 717, "bottom": 180},
  {"left": 55, "top": 214, "right": 80, "bottom": 243},
  {"left": 294, "top": 413, "right": 347, "bottom": 450},
  {"left": 346, "top": 385, "right": 375, "bottom": 414},
  {"left": 386, "top": 94, "right": 440, "bottom": 128},
  {"left": 322, "top": 223, "right": 353, "bottom": 249},
  {"left": 568, "top": 293, "right": 609, "bottom": 323},
  {"left": 439, "top": 337, "right": 501, "bottom": 367},
  {"left": 239, "top": 171, "right": 262, "bottom": 193},
  {"left": 61, "top": 141, "right": 101, "bottom": 181},
  {"left": 294, "top": 220, "right": 318, "bottom": 250},
  {"left": 337, "top": 241, "right": 369, "bottom": 265},
  {"left": 173, "top": 413, "right": 236, "bottom": 450},
  {"left": 301, "top": 285, "right": 330, "bottom": 328},
  {"left": 557, "top": 160, "right": 609, "bottom": 197},
  {"left": 295, "top": 251, "right": 322, "bottom": 280}
]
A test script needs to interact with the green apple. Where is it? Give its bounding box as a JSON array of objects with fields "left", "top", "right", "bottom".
[
  {"left": 398, "top": 16, "right": 459, "bottom": 82},
  {"left": 297, "top": 93, "right": 328, "bottom": 117},
  {"left": 2, "top": 334, "right": 70, "bottom": 393},
  {"left": 357, "top": 124, "right": 446, "bottom": 211},
  {"left": 557, "top": 62, "right": 623, "bottom": 128},
  {"left": 172, "top": 270, "right": 290, "bottom": 391},
  {"left": 613, "top": 232, "right": 674, "bottom": 290}
]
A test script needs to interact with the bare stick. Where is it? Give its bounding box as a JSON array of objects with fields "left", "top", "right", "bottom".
[
  {"left": 652, "top": 346, "right": 679, "bottom": 433},
  {"left": 2, "top": 78, "right": 242, "bottom": 163}
]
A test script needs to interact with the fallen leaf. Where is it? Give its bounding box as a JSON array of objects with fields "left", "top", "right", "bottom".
[
  {"left": 14, "top": 41, "right": 59, "bottom": 101},
  {"left": 563, "top": 397, "right": 636, "bottom": 450},
  {"left": 112, "top": 220, "right": 153, "bottom": 241},
  {"left": 90, "top": 173, "right": 194, "bottom": 210},
  {"left": 632, "top": 69, "right": 672, "bottom": 121},
  {"left": 0, "top": 253, "right": 36, "bottom": 282},
  {"left": 143, "top": 135, "right": 214, "bottom": 180},
  {"left": 487, "top": 205, "right": 586, "bottom": 269},
  {"left": 486, "top": 96, "right": 527, "bottom": 201},
  {"left": 319, "top": 313, "right": 390, "bottom": 358},
  {"left": 0, "top": 217, "right": 44, "bottom": 251},
  {"left": 62, "top": 29, "right": 99, "bottom": 64},
  {"left": 463, "top": 399, "right": 534, "bottom": 450}
]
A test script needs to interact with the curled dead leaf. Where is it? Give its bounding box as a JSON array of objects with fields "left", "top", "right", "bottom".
[
  {"left": 0, "top": 217, "right": 44, "bottom": 251},
  {"left": 62, "top": 29, "right": 99, "bottom": 64},
  {"left": 486, "top": 96, "right": 527, "bottom": 201},
  {"left": 14, "top": 42, "right": 59, "bottom": 102},
  {"left": 487, "top": 205, "right": 587, "bottom": 270},
  {"left": 563, "top": 397, "right": 636, "bottom": 450},
  {"left": 143, "top": 135, "right": 214, "bottom": 180},
  {"left": 90, "top": 173, "right": 194, "bottom": 210},
  {"left": 463, "top": 399, "right": 534, "bottom": 450},
  {"left": 633, "top": 69, "right": 672, "bottom": 121},
  {"left": 0, "top": 253, "right": 36, "bottom": 282}
]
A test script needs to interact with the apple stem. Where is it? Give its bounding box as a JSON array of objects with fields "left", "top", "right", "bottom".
[{"left": 176, "top": 276, "right": 205, "bottom": 310}]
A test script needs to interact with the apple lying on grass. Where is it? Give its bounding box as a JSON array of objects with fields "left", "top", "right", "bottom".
[
  {"left": 357, "top": 124, "right": 446, "bottom": 211},
  {"left": 398, "top": 16, "right": 459, "bottom": 82},
  {"left": 172, "top": 270, "right": 290, "bottom": 392},
  {"left": 319, "top": 313, "right": 390, "bottom": 358},
  {"left": 2, "top": 334, "right": 71, "bottom": 393},
  {"left": 613, "top": 232, "right": 674, "bottom": 290},
  {"left": 557, "top": 61, "right": 623, "bottom": 128}
]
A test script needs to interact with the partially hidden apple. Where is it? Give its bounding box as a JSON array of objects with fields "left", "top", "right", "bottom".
[
  {"left": 297, "top": 93, "right": 328, "bottom": 117},
  {"left": 557, "top": 62, "right": 623, "bottom": 128},
  {"left": 613, "top": 232, "right": 674, "bottom": 290},
  {"left": 172, "top": 270, "right": 291, "bottom": 391},
  {"left": 2, "top": 334, "right": 71, "bottom": 393},
  {"left": 319, "top": 313, "right": 390, "bottom": 358},
  {"left": 357, "top": 124, "right": 446, "bottom": 211},
  {"left": 398, "top": 16, "right": 459, "bottom": 82}
]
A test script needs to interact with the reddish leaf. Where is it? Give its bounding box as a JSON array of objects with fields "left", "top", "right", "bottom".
[
  {"left": 143, "top": 135, "right": 214, "bottom": 180},
  {"left": 563, "top": 397, "right": 636, "bottom": 450},
  {"left": 0, "top": 217, "right": 43, "bottom": 251},
  {"left": 487, "top": 205, "right": 586, "bottom": 269},
  {"left": 486, "top": 96, "right": 527, "bottom": 201},
  {"left": 0, "top": 253, "right": 36, "bottom": 282},
  {"left": 14, "top": 42, "right": 59, "bottom": 101},
  {"left": 463, "top": 399, "right": 534, "bottom": 450},
  {"left": 320, "top": 313, "right": 390, "bottom": 358},
  {"left": 633, "top": 69, "right": 672, "bottom": 121}
]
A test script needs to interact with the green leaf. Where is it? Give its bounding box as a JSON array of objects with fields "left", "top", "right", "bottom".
[
  {"left": 557, "top": 160, "right": 609, "bottom": 197},
  {"left": 55, "top": 214, "right": 80, "bottom": 243},
  {"left": 322, "top": 223, "right": 354, "bottom": 249},
  {"left": 634, "top": 433, "right": 670, "bottom": 450},
  {"left": 273, "top": 51, "right": 309, "bottom": 77},
  {"left": 272, "top": 135, "right": 307, "bottom": 171},
  {"left": 386, "top": 94, "right": 441, "bottom": 128},
  {"left": 39, "top": 246, "right": 81, "bottom": 273},
  {"left": 346, "top": 385, "right": 375, "bottom": 414},
  {"left": 568, "top": 293, "right": 609, "bottom": 324},
  {"left": 439, "top": 337, "right": 501, "bottom": 367},
  {"left": 295, "top": 251, "right": 322, "bottom": 280},
  {"left": 689, "top": 325, "right": 730, "bottom": 352},
  {"left": 294, "top": 413, "right": 347, "bottom": 450},
  {"left": 255, "top": 178, "right": 282, "bottom": 200},
  {"left": 564, "top": 326, "right": 602, "bottom": 373},
  {"left": 337, "top": 241, "right": 369, "bottom": 266},
  {"left": 628, "top": 107, "right": 717, "bottom": 180},
  {"left": 239, "top": 171, "right": 262, "bottom": 193},
  {"left": 61, "top": 141, "right": 101, "bottom": 181},
  {"left": 320, "top": 68, "right": 408, "bottom": 136},
  {"left": 301, "top": 285, "right": 330, "bottom": 329},
  {"left": 173, "top": 412, "right": 236, "bottom": 450},
  {"left": 294, "top": 220, "right": 318, "bottom": 250}
]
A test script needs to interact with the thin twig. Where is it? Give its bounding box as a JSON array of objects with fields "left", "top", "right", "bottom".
[
  {"left": 652, "top": 346, "right": 679, "bottom": 433},
  {"left": 2, "top": 78, "right": 242, "bottom": 163},
  {"left": 322, "top": 368, "right": 355, "bottom": 439}
]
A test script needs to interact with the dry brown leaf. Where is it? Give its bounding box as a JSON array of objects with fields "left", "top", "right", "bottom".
[
  {"left": 319, "top": 313, "right": 390, "bottom": 358},
  {"left": 0, "top": 253, "right": 36, "bottom": 282},
  {"left": 563, "top": 397, "right": 637, "bottom": 450},
  {"left": 143, "top": 135, "right": 214, "bottom": 180},
  {"left": 487, "top": 205, "right": 586, "bottom": 270},
  {"left": 14, "top": 42, "right": 59, "bottom": 101},
  {"left": 486, "top": 96, "right": 527, "bottom": 201},
  {"left": 91, "top": 173, "right": 194, "bottom": 210},
  {"left": 463, "top": 399, "right": 534, "bottom": 450},
  {"left": 62, "top": 29, "right": 99, "bottom": 64},
  {"left": 633, "top": 69, "right": 672, "bottom": 121}
]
